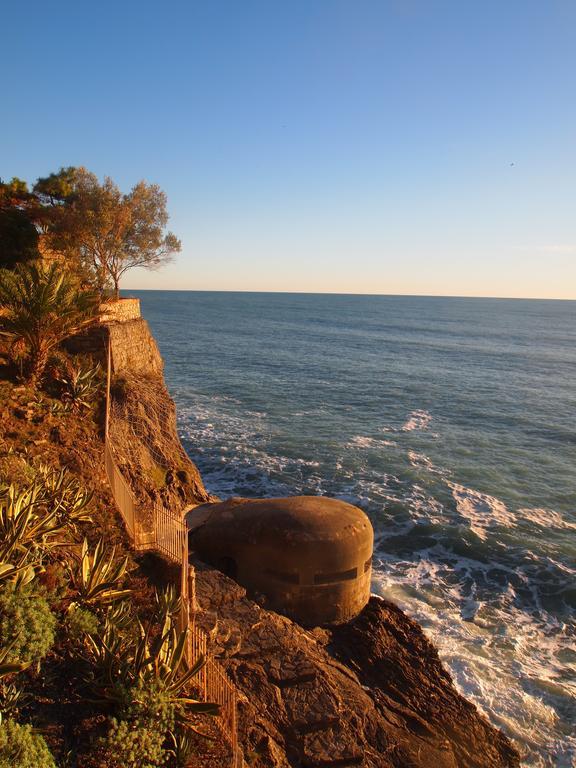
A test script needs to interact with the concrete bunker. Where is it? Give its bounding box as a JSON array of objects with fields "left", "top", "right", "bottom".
[{"left": 187, "top": 496, "right": 374, "bottom": 626}]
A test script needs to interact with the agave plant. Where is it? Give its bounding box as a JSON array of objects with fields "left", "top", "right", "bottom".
[
  {"left": 0, "top": 559, "right": 36, "bottom": 590},
  {"left": 168, "top": 725, "right": 200, "bottom": 766},
  {"left": 0, "top": 470, "right": 93, "bottom": 578},
  {"left": 57, "top": 362, "right": 102, "bottom": 411},
  {"left": 0, "top": 483, "right": 60, "bottom": 560},
  {"left": 0, "top": 642, "right": 30, "bottom": 719},
  {"left": 0, "top": 261, "right": 99, "bottom": 384},
  {"left": 69, "top": 539, "right": 131, "bottom": 609},
  {"left": 85, "top": 591, "right": 219, "bottom": 721},
  {"left": 33, "top": 465, "right": 93, "bottom": 534},
  {"left": 154, "top": 584, "right": 181, "bottom": 620},
  {"left": 0, "top": 680, "right": 25, "bottom": 719},
  {"left": 0, "top": 482, "right": 73, "bottom": 561}
]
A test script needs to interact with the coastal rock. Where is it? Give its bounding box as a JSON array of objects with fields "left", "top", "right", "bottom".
[
  {"left": 193, "top": 563, "right": 520, "bottom": 768},
  {"left": 67, "top": 318, "right": 214, "bottom": 512}
]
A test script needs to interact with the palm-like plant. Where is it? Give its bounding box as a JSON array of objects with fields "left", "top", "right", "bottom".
[{"left": 0, "top": 261, "right": 99, "bottom": 384}]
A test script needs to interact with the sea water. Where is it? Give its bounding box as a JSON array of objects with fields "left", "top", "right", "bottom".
[{"left": 131, "top": 290, "right": 576, "bottom": 767}]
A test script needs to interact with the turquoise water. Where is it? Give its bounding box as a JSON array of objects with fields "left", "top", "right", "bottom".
[{"left": 133, "top": 291, "right": 576, "bottom": 767}]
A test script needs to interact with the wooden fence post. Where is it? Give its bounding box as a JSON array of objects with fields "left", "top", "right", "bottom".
[{"left": 105, "top": 339, "right": 111, "bottom": 440}]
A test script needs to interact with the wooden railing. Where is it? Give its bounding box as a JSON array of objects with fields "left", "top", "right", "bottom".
[
  {"left": 190, "top": 623, "right": 238, "bottom": 757},
  {"left": 154, "top": 500, "right": 187, "bottom": 564},
  {"left": 104, "top": 442, "right": 148, "bottom": 549}
]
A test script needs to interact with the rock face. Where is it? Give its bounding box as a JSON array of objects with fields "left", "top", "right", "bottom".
[
  {"left": 67, "top": 318, "right": 213, "bottom": 513},
  {"left": 193, "top": 563, "right": 520, "bottom": 768}
]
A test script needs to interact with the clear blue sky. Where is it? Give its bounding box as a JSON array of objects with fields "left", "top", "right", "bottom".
[{"left": 3, "top": 1, "right": 575, "bottom": 298}]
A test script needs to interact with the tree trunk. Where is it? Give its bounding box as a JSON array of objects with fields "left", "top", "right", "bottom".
[
  {"left": 114, "top": 278, "right": 120, "bottom": 301},
  {"left": 28, "top": 344, "right": 50, "bottom": 388}
]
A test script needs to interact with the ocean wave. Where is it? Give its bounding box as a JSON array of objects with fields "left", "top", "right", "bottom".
[
  {"left": 345, "top": 435, "right": 396, "bottom": 449},
  {"left": 401, "top": 409, "right": 433, "bottom": 432},
  {"left": 449, "top": 482, "right": 514, "bottom": 540},
  {"left": 517, "top": 507, "right": 576, "bottom": 532},
  {"left": 174, "top": 392, "right": 575, "bottom": 766},
  {"left": 373, "top": 557, "right": 576, "bottom": 767}
]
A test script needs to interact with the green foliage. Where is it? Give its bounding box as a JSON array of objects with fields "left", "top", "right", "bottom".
[
  {"left": 119, "top": 677, "right": 176, "bottom": 733},
  {"left": 85, "top": 590, "right": 219, "bottom": 726},
  {"left": 56, "top": 361, "right": 102, "bottom": 411},
  {"left": 98, "top": 678, "right": 181, "bottom": 768},
  {"left": 0, "top": 719, "right": 56, "bottom": 768},
  {"left": 0, "top": 261, "right": 99, "bottom": 384},
  {"left": 98, "top": 717, "right": 167, "bottom": 768},
  {"left": 0, "top": 469, "right": 92, "bottom": 573},
  {"left": 0, "top": 209, "right": 39, "bottom": 270},
  {"left": 168, "top": 726, "right": 198, "bottom": 768},
  {"left": 64, "top": 605, "right": 100, "bottom": 643},
  {"left": 0, "top": 178, "right": 40, "bottom": 270},
  {"left": 33, "top": 168, "right": 77, "bottom": 206},
  {"left": 40, "top": 167, "right": 181, "bottom": 298},
  {"left": 69, "top": 538, "right": 130, "bottom": 609},
  {"left": 0, "top": 585, "right": 56, "bottom": 665},
  {"left": 0, "top": 642, "right": 31, "bottom": 681}
]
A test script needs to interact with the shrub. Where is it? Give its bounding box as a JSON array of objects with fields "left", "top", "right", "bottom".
[
  {"left": 0, "top": 718, "right": 56, "bottom": 768},
  {"left": 64, "top": 606, "right": 100, "bottom": 643},
  {"left": 37, "top": 562, "right": 68, "bottom": 602},
  {"left": 119, "top": 678, "right": 176, "bottom": 733},
  {"left": 98, "top": 717, "right": 167, "bottom": 768},
  {"left": 0, "top": 585, "right": 56, "bottom": 665}
]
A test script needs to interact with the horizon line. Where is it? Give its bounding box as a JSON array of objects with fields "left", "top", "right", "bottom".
[{"left": 122, "top": 288, "right": 576, "bottom": 302}]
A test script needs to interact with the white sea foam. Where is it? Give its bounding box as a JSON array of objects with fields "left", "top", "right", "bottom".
[
  {"left": 449, "top": 484, "right": 576, "bottom": 541},
  {"left": 373, "top": 557, "right": 576, "bottom": 767},
  {"left": 408, "top": 450, "right": 450, "bottom": 478},
  {"left": 449, "top": 482, "right": 515, "bottom": 540},
  {"left": 401, "top": 409, "right": 433, "bottom": 432},
  {"left": 346, "top": 435, "right": 396, "bottom": 449},
  {"left": 517, "top": 507, "right": 576, "bottom": 532}
]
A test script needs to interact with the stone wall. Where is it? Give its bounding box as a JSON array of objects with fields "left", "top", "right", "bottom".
[
  {"left": 64, "top": 317, "right": 162, "bottom": 378},
  {"left": 107, "top": 318, "right": 163, "bottom": 377},
  {"left": 99, "top": 298, "right": 141, "bottom": 324}
]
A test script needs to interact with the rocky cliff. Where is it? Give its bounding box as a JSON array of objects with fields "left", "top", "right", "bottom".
[
  {"left": 193, "top": 565, "right": 519, "bottom": 768},
  {"left": 104, "top": 317, "right": 520, "bottom": 768}
]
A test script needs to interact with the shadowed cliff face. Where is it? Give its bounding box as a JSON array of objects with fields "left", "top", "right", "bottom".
[
  {"left": 105, "top": 318, "right": 213, "bottom": 512},
  {"left": 193, "top": 564, "right": 520, "bottom": 768}
]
